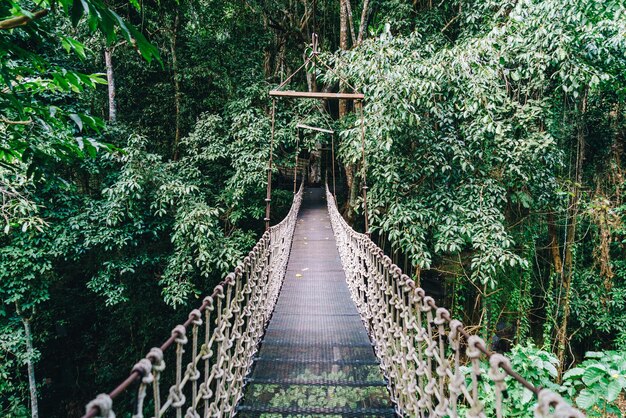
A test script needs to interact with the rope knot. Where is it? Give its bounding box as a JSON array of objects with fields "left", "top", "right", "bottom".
[
  {"left": 186, "top": 363, "right": 201, "bottom": 381},
  {"left": 172, "top": 325, "right": 188, "bottom": 345},
  {"left": 86, "top": 393, "right": 115, "bottom": 418},
  {"left": 424, "top": 378, "right": 436, "bottom": 395},
  {"left": 403, "top": 277, "right": 416, "bottom": 289},
  {"left": 225, "top": 272, "right": 236, "bottom": 284},
  {"left": 203, "top": 296, "right": 214, "bottom": 311},
  {"left": 131, "top": 358, "right": 154, "bottom": 384},
  {"left": 448, "top": 320, "right": 463, "bottom": 340},
  {"left": 488, "top": 353, "right": 511, "bottom": 382},
  {"left": 199, "top": 382, "right": 213, "bottom": 400},
  {"left": 147, "top": 347, "right": 165, "bottom": 372},
  {"left": 556, "top": 402, "right": 586, "bottom": 418},
  {"left": 421, "top": 296, "right": 435, "bottom": 312},
  {"left": 189, "top": 309, "right": 203, "bottom": 326},
  {"left": 535, "top": 389, "right": 585, "bottom": 418},
  {"left": 185, "top": 407, "right": 200, "bottom": 418},
  {"left": 169, "top": 385, "right": 186, "bottom": 409},
  {"left": 434, "top": 307, "right": 449, "bottom": 325},
  {"left": 536, "top": 389, "right": 562, "bottom": 416},
  {"left": 467, "top": 335, "right": 486, "bottom": 359}
]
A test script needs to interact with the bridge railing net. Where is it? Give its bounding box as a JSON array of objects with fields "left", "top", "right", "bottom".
[
  {"left": 83, "top": 184, "right": 304, "bottom": 418},
  {"left": 325, "top": 186, "right": 585, "bottom": 418}
]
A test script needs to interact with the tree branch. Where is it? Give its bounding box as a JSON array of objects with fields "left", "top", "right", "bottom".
[
  {"left": 344, "top": 0, "right": 357, "bottom": 47},
  {"left": 1, "top": 116, "right": 32, "bottom": 125},
  {"left": 356, "top": 0, "right": 370, "bottom": 45},
  {"left": 441, "top": 4, "right": 461, "bottom": 34},
  {"left": 0, "top": 9, "right": 49, "bottom": 30}
]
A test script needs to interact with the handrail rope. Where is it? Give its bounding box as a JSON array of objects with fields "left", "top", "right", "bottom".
[
  {"left": 325, "top": 184, "right": 585, "bottom": 418},
  {"left": 82, "top": 182, "right": 304, "bottom": 418}
]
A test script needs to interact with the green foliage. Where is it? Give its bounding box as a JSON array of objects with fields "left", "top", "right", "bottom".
[
  {"left": 459, "top": 344, "right": 625, "bottom": 417},
  {"left": 61, "top": 133, "right": 253, "bottom": 307},
  {"left": 1, "top": 0, "right": 625, "bottom": 416},
  {"left": 0, "top": 232, "right": 53, "bottom": 312},
  {"left": 1, "top": 0, "right": 159, "bottom": 240},
  {"left": 0, "top": 228, "right": 52, "bottom": 416},
  {"left": 330, "top": 0, "right": 626, "bottom": 356},
  {"left": 562, "top": 351, "right": 626, "bottom": 416},
  {"left": 0, "top": 166, "right": 46, "bottom": 234},
  {"left": 460, "top": 344, "right": 562, "bottom": 417},
  {"left": 0, "top": 323, "right": 30, "bottom": 417},
  {"left": 0, "top": 0, "right": 157, "bottom": 174},
  {"left": 334, "top": 26, "right": 548, "bottom": 287},
  {"left": 569, "top": 267, "right": 626, "bottom": 351}
]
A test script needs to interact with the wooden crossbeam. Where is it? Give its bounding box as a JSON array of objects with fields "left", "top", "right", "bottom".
[
  {"left": 296, "top": 123, "right": 334, "bottom": 134},
  {"left": 269, "top": 90, "right": 365, "bottom": 100}
]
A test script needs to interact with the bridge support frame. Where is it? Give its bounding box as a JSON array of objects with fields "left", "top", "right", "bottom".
[
  {"left": 265, "top": 98, "right": 276, "bottom": 231},
  {"left": 266, "top": 33, "right": 369, "bottom": 235}
]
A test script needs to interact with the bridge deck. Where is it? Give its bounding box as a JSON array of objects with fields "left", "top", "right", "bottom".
[{"left": 238, "top": 187, "right": 396, "bottom": 417}]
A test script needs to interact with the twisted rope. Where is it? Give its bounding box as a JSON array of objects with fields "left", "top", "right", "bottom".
[{"left": 325, "top": 184, "right": 584, "bottom": 418}]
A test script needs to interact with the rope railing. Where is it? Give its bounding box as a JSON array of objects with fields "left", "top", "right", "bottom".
[
  {"left": 83, "top": 183, "right": 304, "bottom": 418},
  {"left": 325, "top": 185, "right": 585, "bottom": 418}
]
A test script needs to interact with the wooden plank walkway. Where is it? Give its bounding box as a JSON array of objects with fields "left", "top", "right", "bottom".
[{"left": 237, "top": 187, "right": 396, "bottom": 417}]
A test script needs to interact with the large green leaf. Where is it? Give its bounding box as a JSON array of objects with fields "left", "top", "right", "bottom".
[
  {"left": 582, "top": 365, "right": 607, "bottom": 385},
  {"left": 606, "top": 379, "right": 623, "bottom": 403},
  {"left": 575, "top": 388, "right": 597, "bottom": 409},
  {"left": 563, "top": 367, "right": 585, "bottom": 381}
]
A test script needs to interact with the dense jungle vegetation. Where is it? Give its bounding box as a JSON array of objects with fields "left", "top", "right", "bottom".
[{"left": 1, "top": 0, "right": 626, "bottom": 416}]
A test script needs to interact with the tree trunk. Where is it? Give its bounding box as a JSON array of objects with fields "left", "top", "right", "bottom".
[
  {"left": 262, "top": 16, "right": 272, "bottom": 78},
  {"left": 556, "top": 95, "right": 587, "bottom": 378},
  {"left": 344, "top": 0, "right": 356, "bottom": 46},
  {"left": 104, "top": 47, "right": 117, "bottom": 122},
  {"left": 171, "top": 10, "right": 182, "bottom": 160},
  {"left": 610, "top": 103, "right": 624, "bottom": 206},
  {"left": 344, "top": 164, "right": 358, "bottom": 222},
  {"left": 338, "top": 0, "right": 349, "bottom": 118},
  {"left": 339, "top": 0, "right": 358, "bottom": 220},
  {"left": 305, "top": 49, "right": 317, "bottom": 92},
  {"left": 16, "top": 305, "right": 38, "bottom": 418},
  {"left": 357, "top": 0, "right": 370, "bottom": 44},
  {"left": 547, "top": 212, "right": 562, "bottom": 273},
  {"left": 24, "top": 318, "right": 38, "bottom": 418}
]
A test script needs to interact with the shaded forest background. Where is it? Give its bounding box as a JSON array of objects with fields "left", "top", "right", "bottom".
[{"left": 1, "top": 0, "right": 625, "bottom": 416}]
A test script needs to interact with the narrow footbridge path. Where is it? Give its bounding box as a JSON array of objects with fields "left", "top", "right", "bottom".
[
  {"left": 237, "top": 187, "right": 395, "bottom": 417},
  {"left": 83, "top": 185, "right": 584, "bottom": 418}
]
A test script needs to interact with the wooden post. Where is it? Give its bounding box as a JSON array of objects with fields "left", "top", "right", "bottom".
[
  {"left": 331, "top": 133, "right": 336, "bottom": 197},
  {"left": 265, "top": 99, "right": 276, "bottom": 231},
  {"left": 294, "top": 129, "right": 300, "bottom": 193},
  {"left": 359, "top": 100, "right": 369, "bottom": 236}
]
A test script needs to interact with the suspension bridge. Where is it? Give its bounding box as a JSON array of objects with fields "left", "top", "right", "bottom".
[
  {"left": 82, "top": 36, "right": 585, "bottom": 418},
  {"left": 82, "top": 183, "right": 584, "bottom": 418}
]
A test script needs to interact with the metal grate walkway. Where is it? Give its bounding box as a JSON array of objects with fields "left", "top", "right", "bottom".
[{"left": 237, "top": 187, "right": 396, "bottom": 417}]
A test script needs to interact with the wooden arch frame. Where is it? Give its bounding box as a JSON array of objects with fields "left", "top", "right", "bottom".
[{"left": 265, "top": 34, "right": 369, "bottom": 235}]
